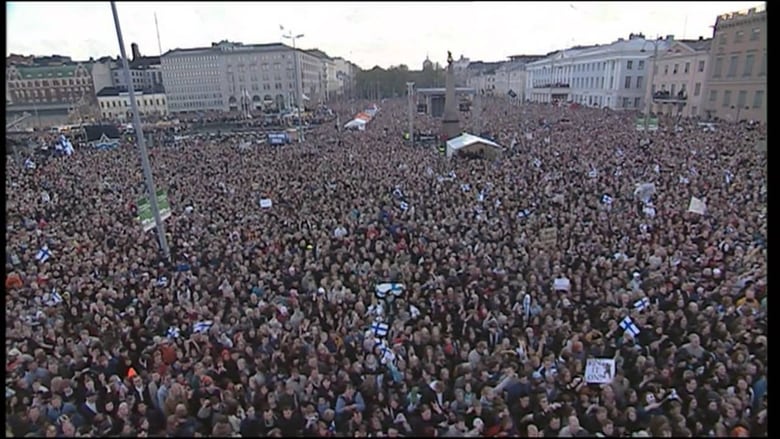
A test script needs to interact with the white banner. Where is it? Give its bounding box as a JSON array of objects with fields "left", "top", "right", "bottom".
[
  {"left": 585, "top": 358, "right": 616, "bottom": 384},
  {"left": 687, "top": 197, "right": 706, "bottom": 215}
]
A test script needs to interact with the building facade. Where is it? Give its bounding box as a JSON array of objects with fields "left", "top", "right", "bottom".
[
  {"left": 6, "top": 62, "right": 98, "bottom": 127},
  {"left": 525, "top": 34, "right": 673, "bottom": 110},
  {"left": 96, "top": 86, "right": 168, "bottom": 120},
  {"left": 645, "top": 38, "right": 711, "bottom": 118},
  {"left": 702, "top": 6, "right": 766, "bottom": 123},
  {"left": 332, "top": 57, "right": 358, "bottom": 99},
  {"left": 161, "top": 40, "right": 326, "bottom": 113}
]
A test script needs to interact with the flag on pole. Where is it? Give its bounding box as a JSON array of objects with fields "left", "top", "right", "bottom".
[
  {"left": 634, "top": 297, "right": 650, "bottom": 311},
  {"left": 399, "top": 201, "right": 409, "bottom": 212},
  {"left": 507, "top": 90, "right": 517, "bottom": 98},
  {"left": 601, "top": 194, "right": 614, "bottom": 205},
  {"left": 36, "top": 245, "right": 53, "bottom": 263},
  {"left": 371, "top": 321, "right": 389, "bottom": 338},
  {"left": 375, "top": 283, "right": 405, "bottom": 298},
  {"left": 619, "top": 316, "right": 640, "bottom": 337}
]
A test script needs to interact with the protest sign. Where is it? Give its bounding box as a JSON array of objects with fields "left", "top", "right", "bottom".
[
  {"left": 585, "top": 358, "right": 616, "bottom": 384},
  {"left": 688, "top": 197, "right": 706, "bottom": 215},
  {"left": 260, "top": 198, "right": 273, "bottom": 209},
  {"left": 539, "top": 227, "right": 558, "bottom": 247},
  {"left": 137, "top": 190, "right": 172, "bottom": 232}
]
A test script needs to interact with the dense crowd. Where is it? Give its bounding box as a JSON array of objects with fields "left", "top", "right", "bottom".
[{"left": 5, "top": 97, "right": 767, "bottom": 437}]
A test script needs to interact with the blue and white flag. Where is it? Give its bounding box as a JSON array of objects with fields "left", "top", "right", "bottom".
[
  {"left": 477, "top": 190, "right": 486, "bottom": 203},
  {"left": 409, "top": 304, "right": 421, "bottom": 319},
  {"left": 167, "top": 326, "right": 181, "bottom": 339},
  {"left": 724, "top": 170, "right": 733, "bottom": 185},
  {"left": 36, "top": 245, "right": 53, "bottom": 263},
  {"left": 371, "top": 321, "right": 389, "bottom": 338},
  {"left": 156, "top": 276, "right": 168, "bottom": 287},
  {"left": 518, "top": 209, "right": 532, "bottom": 219},
  {"left": 45, "top": 289, "right": 64, "bottom": 307},
  {"left": 523, "top": 294, "right": 532, "bottom": 322},
  {"left": 679, "top": 175, "right": 690, "bottom": 185},
  {"left": 193, "top": 320, "right": 214, "bottom": 334},
  {"left": 461, "top": 184, "right": 471, "bottom": 192},
  {"left": 367, "top": 303, "right": 384, "bottom": 319},
  {"left": 634, "top": 297, "right": 650, "bottom": 311},
  {"left": 533, "top": 158, "right": 542, "bottom": 168},
  {"left": 399, "top": 201, "right": 409, "bottom": 212},
  {"left": 601, "top": 194, "right": 614, "bottom": 205},
  {"left": 375, "top": 283, "right": 405, "bottom": 298},
  {"left": 393, "top": 187, "right": 405, "bottom": 200},
  {"left": 619, "top": 316, "right": 640, "bottom": 337},
  {"left": 588, "top": 168, "right": 598, "bottom": 178}
]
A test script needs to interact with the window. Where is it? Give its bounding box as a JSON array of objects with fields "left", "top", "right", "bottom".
[
  {"left": 624, "top": 76, "right": 632, "bottom": 89},
  {"left": 684, "top": 62, "right": 690, "bottom": 74},
  {"left": 664, "top": 65, "right": 669, "bottom": 75},
  {"left": 622, "top": 97, "right": 631, "bottom": 108},
  {"left": 698, "top": 60, "right": 705, "bottom": 72},
  {"left": 759, "top": 51, "right": 766, "bottom": 76},
  {"left": 636, "top": 76, "right": 643, "bottom": 89},
  {"left": 719, "top": 33, "right": 727, "bottom": 45},
  {"left": 671, "top": 84, "right": 676, "bottom": 96},
  {"left": 709, "top": 90, "right": 718, "bottom": 103},
  {"left": 673, "top": 64, "right": 679, "bottom": 74},
  {"left": 735, "top": 31, "right": 744, "bottom": 43},
  {"left": 743, "top": 54, "right": 755, "bottom": 77},
  {"left": 713, "top": 57, "right": 723, "bottom": 78},
  {"left": 694, "top": 83, "right": 701, "bottom": 96},
  {"left": 722, "top": 90, "right": 731, "bottom": 107},
  {"left": 638, "top": 60, "right": 645, "bottom": 70},
  {"left": 634, "top": 97, "right": 641, "bottom": 108},
  {"left": 737, "top": 90, "right": 747, "bottom": 108},
  {"left": 627, "top": 60, "right": 633, "bottom": 70},
  {"left": 727, "top": 56, "right": 738, "bottom": 77},
  {"left": 752, "top": 90, "right": 764, "bottom": 108},
  {"left": 751, "top": 27, "right": 761, "bottom": 41}
]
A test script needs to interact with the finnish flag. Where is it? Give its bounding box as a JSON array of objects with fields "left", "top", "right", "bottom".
[
  {"left": 399, "top": 201, "right": 409, "bottom": 211},
  {"left": 634, "top": 297, "right": 650, "bottom": 311},
  {"left": 36, "top": 245, "right": 53, "bottom": 263},
  {"left": 447, "top": 171, "right": 457, "bottom": 179},
  {"left": 367, "top": 303, "right": 385, "bottom": 319},
  {"left": 46, "top": 289, "right": 64, "bottom": 307},
  {"left": 371, "top": 321, "right": 389, "bottom": 338},
  {"left": 156, "top": 276, "right": 168, "bottom": 287},
  {"left": 533, "top": 158, "right": 542, "bottom": 168},
  {"left": 409, "top": 304, "right": 421, "bottom": 319},
  {"left": 193, "top": 320, "right": 214, "bottom": 334},
  {"left": 601, "top": 194, "right": 614, "bottom": 205},
  {"left": 167, "top": 326, "right": 181, "bottom": 339},
  {"left": 477, "top": 190, "right": 486, "bottom": 203},
  {"left": 725, "top": 171, "right": 733, "bottom": 185},
  {"left": 393, "top": 187, "right": 405, "bottom": 199},
  {"left": 619, "top": 316, "right": 641, "bottom": 337},
  {"left": 679, "top": 175, "right": 690, "bottom": 185},
  {"left": 461, "top": 184, "right": 471, "bottom": 192},
  {"left": 375, "top": 283, "right": 405, "bottom": 298}
]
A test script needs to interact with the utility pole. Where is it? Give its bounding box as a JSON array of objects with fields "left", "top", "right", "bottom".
[
  {"left": 644, "top": 37, "right": 661, "bottom": 132},
  {"left": 111, "top": 1, "right": 170, "bottom": 260},
  {"left": 281, "top": 26, "right": 305, "bottom": 142},
  {"left": 406, "top": 82, "right": 415, "bottom": 147}
]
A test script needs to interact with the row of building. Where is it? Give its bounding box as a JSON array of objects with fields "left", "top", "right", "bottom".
[
  {"left": 456, "top": 5, "right": 766, "bottom": 122},
  {"left": 6, "top": 42, "right": 359, "bottom": 128}
]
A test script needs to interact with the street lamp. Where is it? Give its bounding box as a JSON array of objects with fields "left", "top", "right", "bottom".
[
  {"left": 406, "top": 82, "right": 415, "bottom": 147},
  {"left": 111, "top": 1, "right": 171, "bottom": 260},
  {"left": 281, "top": 26, "right": 305, "bottom": 143},
  {"left": 640, "top": 36, "right": 664, "bottom": 132}
]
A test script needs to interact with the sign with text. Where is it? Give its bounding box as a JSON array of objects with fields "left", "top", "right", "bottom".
[
  {"left": 539, "top": 227, "right": 558, "bottom": 248},
  {"left": 585, "top": 358, "right": 616, "bottom": 384},
  {"left": 137, "top": 190, "right": 172, "bottom": 232}
]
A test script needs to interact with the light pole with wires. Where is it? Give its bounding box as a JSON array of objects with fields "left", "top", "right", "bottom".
[
  {"left": 281, "top": 26, "right": 305, "bottom": 143},
  {"left": 640, "top": 36, "right": 664, "bottom": 131}
]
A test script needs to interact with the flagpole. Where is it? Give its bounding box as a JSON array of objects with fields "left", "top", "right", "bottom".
[{"left": 111, "top": 1, "right": 171, "bottom": 261}]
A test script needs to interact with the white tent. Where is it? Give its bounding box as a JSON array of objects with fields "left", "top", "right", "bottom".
[
  {"left": 344, "top": 119, "right": 367, "bottom": 130},
  {"left": 446, "top": 133, "right": 502, "bottom": 158}
]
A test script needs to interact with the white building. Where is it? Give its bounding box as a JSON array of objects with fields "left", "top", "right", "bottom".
[
  {"left": 97, "top": 86, "right": 168, "bottom": 120},
  {"left": 525, "top": 34, "right": 673, "bottom": 110}
]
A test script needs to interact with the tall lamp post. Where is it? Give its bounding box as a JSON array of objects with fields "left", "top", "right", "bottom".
[
  {"left": 111, "top": 1, "right": 171, "bottom": 260},
  {"left": 281, "top": 26, "right": 305, "bottom": 143},
  {"left": 406, "top": 82, "right": 415, "bottom": 147},
  {"left": 640, "top": 36, "right": 664, "bottom": 132}
]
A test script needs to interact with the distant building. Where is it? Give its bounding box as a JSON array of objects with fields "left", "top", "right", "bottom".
[
  {"left": 645, "top": 37, "right": 711, "bottom": 118},
  {"left": 332, "top": 57, "right": 359, "bottom": 99},
  {"left": 110, "top": 43, "right": 164, "bottom": 91},
  {"left": 161, "top": 40, "right": 328, "bottom": 113},
  {"left": 422, "top": 55, "right": 433, "bottom": 71},
  {"left": 6, "top": 62, "right": 98, "bottom": 127},
  {"left": 96, "top": 85, "right": 168, "bottom": 120},
  {"left": 525, "top": 34, "right": 673, "bottom": 110},
  {"left": 702, "top": 5, "right": 766, "bottom": 122}
]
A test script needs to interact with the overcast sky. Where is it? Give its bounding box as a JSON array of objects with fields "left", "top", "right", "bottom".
[{"left": 7, "top": 1, "right": 764, "bottom": 69}]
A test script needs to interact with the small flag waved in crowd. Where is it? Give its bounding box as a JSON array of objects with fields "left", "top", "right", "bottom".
[
  {"left": 601, "top": 194, "right": 614, "bottom": 205},
  {"left": 36, "top": 245, "right": 53, "bottom": 263},
  {"left": 193, "top": 320, "right": 214, "bottom": 334},
  {"left": 372, "top": 321, "right": 389, "bottom": 338},
  {"left": 399, "top": 201, "right": 409, "bottom": 211},
  {"left": 167, "top": 326, "right": 181, "bottom": 339},
  {"left": 45, "top": 289, "right": 64, "bottom": 307},
  {"left": 634, "top": 297, "right": 650, "bottom": 311},
  {"left": 619, "top": 316, "right": 641, "bottom": 337},
  {"left": 375, "top": 283, "right": 405, "bottom": 298},
  {"left": 156, "top": 276, "right": 169, "bottom": 287}
]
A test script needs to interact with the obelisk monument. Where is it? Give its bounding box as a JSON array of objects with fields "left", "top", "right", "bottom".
[{"left": 441, "top": 51, "right": 461, "bottom": 140}]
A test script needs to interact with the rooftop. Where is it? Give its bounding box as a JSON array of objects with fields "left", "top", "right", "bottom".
[
  {"left": 163, "top": 40, "right": 291, "bottom": 57},
  {"left": 15, "top": 65, "right": 79, "bottom": 79}
]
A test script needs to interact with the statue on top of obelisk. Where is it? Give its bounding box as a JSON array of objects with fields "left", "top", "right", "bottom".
[{"left": 441, "top": 50, "right": 461, "bottom": 141}]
